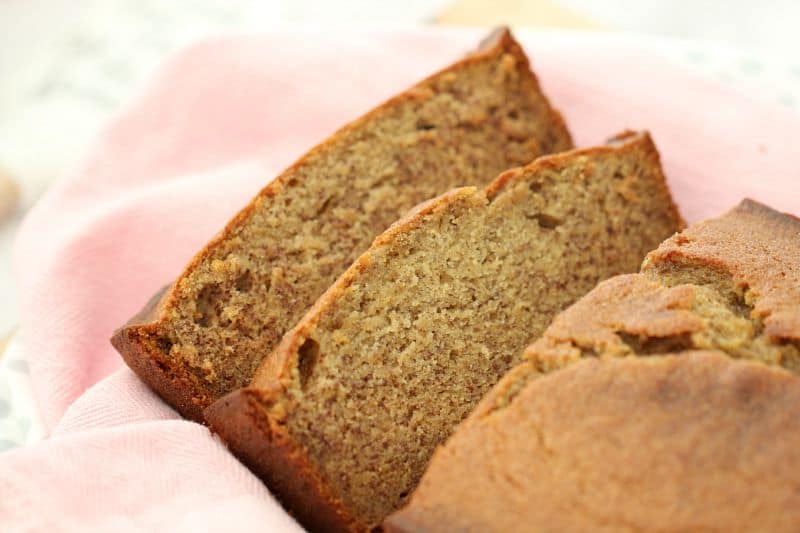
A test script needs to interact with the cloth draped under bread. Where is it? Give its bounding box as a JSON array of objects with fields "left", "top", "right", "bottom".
[{"left": 1, "top": 28, "right": 798, "bottom": 532}]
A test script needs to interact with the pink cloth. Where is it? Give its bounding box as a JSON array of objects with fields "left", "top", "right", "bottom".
[{"left": 3, "top": 27, "right": 799, "bottom": 531}]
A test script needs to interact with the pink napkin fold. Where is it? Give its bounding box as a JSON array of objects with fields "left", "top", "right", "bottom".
[{"left": 2, "top": 27, "right": 799, "bottom": 531}]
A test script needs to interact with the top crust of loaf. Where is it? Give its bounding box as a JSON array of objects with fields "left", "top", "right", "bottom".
[
  {"left": 525, "top": 199, "right": 800, "bottom": 373},
  {"left": 385, "top": 351, "right": 800, "bottom": 532},
  {"left": 111, "top": 26, "right": 573, "bottom": 422},
  {"left": 643, "top": 199, "right": 800, "bottom": 342}
]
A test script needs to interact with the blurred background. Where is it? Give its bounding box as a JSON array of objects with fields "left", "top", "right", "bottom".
[{"left": 1, "top": 0, "right": 799, "bottom": 344}]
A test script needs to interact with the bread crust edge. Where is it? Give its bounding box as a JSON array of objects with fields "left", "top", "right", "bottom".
[{"left": 205, "top": 388, "right": 359, "bottom": 532}]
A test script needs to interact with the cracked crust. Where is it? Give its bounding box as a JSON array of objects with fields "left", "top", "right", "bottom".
[
  {"left": 385, "top": 352, "right": 800, "bottom": 533},
  {"left": 527, "top": 199, "right": 800, "bottom": 374},
  {"left": 643, "top": 199, "right": 800, "bottom": 343}
]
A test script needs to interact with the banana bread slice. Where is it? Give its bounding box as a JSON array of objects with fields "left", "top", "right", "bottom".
[
  {"left": 205, "top": 131, "right": 682, "bottom": 532},
  {"left": 386, "top": 200, "right": 800, "bottom": 532},
  {"left": 111, "top": 27, "right": 573, "bottom": 421}
]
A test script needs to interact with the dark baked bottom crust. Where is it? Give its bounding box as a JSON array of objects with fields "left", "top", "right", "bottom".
[{"left": 205, "top": 388, "right": 358, "bottom": 532}]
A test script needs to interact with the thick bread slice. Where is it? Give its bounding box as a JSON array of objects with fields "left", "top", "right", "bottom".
[
  {"left": 206, "top": 131, "right": 682, "bottom": 532},
  {"left": 111, "top": 27, "right": 573, "bottom": 421},
  {"left": 386, "top": 200, "right": 800, "bottom": 532}
]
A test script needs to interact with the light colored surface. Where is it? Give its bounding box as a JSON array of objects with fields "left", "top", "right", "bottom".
[
  {"left": 0, "top": 167, "right": 19, "bottom": 224},
  {"left": 0, "top": 332, "right": 43, "bottom": 450},
  {"left": 437, "top": 0, "right": 601, "bottom": 28},
  {"left": 561, "top": 0, "right": 800, "bottom": 59}
]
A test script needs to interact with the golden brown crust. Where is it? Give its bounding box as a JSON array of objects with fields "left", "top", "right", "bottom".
[
  {"left": 207, "top": 130, "right": 682, "bottom": 532},
  {"left": 112, "top": 26, "right": 572, "bottom": 421},
  {"left": 643, "top": 199, "right": 800, "bottom": 342},
  {"left": 524, "top": 199, "right": 800, "bottom": 375},
  {"left": 385, "top": 352, "right": 800, "bottom": 532},
  {"left": 523, "top": 273, "right": 704, "bottom": 366}
]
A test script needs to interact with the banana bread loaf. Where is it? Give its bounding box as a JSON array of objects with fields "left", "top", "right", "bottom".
[
  {"left": 111, "top": 27, "right": 573, "bottom": 421},
  {"left": 206, "top": 131, "right": 682, "bottom": 532},
  {"left": 386, "top": 200, "right": 800, "bottom": 533},
  {"left": 386, "top": 352, "right": 800, "bottom": 533}
]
